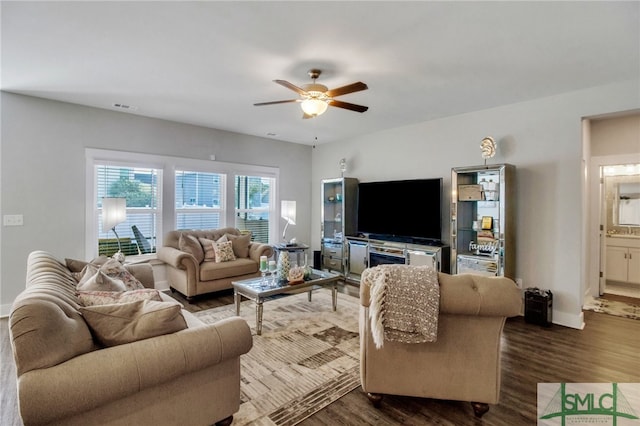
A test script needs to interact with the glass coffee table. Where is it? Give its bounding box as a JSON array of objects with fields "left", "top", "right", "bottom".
[{"left": 232, "top": 269, "right": 340, "bottom": 335}]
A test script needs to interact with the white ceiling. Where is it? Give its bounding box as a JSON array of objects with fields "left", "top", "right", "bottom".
[{"left": 2, "top": 1, "right": 638, "bottom": 145}]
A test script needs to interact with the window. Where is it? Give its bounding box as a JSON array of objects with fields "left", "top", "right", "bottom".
[
  {"left": 175, "top": 170, "right": 225, "bottom": 229},
  {"left": 96, "top": 165, "right": 160, "bottom": 256},
  {"left": 235, "top": 175, "right": 273, "bottom": 243},
  {"left": 87, "top": 149, "right": 279, "bottom": 257}
]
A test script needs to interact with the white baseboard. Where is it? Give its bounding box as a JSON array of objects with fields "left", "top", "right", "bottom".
[{"left": 552, "top": 310, "right": 585, "bottom": 330}]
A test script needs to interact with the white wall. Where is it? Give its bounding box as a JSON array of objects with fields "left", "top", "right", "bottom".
[
  {"left": 3, "top": 80, "right": 638, "bottom": 323},
  {"left": 311, "top": 80, "right": 640, "bottom": 329},
  {"left": 0, "top": 92, "right": 313, "bottom": 313}
]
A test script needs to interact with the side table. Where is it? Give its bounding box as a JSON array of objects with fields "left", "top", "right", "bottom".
[{"left": 273, "top": 243, "right": 310, "bottom": 267}]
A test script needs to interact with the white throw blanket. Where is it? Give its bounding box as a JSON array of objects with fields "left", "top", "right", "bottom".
[{"left": 362, "top": 264, "right": 439, "bottom": 348}]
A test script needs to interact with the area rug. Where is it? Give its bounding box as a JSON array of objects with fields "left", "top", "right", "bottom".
[
  {"left": 194, "top": 289, "right": 361, "bottom": 426},
  {"left": 583, "top": 296, "right": 640, "bottom": 320}
]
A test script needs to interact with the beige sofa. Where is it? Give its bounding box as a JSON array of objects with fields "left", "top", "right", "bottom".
[
  {"left": 157, "top": 227, "right": 274, "bottom": 301},
  {"left": 360, "top": 271, "right": 522, "bottom": 417},
  {"left": 9, "top": 251, "right": 252, "bottom": 426}
]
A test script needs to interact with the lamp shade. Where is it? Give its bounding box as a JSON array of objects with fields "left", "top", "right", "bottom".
[
  {"left": 102, "top": 197, "right": 126, "bottom": 231},
  {"left": 281, "top": 200, "right": 296, "bottom": 225}
]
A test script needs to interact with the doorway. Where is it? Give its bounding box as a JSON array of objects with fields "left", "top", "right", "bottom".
[
  {"left": 600, "top": 164, "right": 640, "bottom": 299},
  {"left": 586, "top": 111, "right": 640, "bottom": 304}
]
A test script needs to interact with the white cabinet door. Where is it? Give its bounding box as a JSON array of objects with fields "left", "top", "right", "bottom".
[
  {"left": 607, "top": 246, "right": 629, "bottom": 282},
  {"left": 628, "top": 247, "right": 640, "bottom": 284}
]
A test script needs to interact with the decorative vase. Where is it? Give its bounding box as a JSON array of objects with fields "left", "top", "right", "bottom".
[{"left": 277, "top": 251, "right": 290, "bottom": 282}]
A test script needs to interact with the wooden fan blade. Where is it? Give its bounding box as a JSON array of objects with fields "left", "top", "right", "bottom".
[
  {"left": 326, "top": 81, "right": 368, "bottom": 98},
  {"left": 329, "top": 99, "right": 369, "bottom": 113},
  {"left": 302, "top": 113, "right": 314, "bottom": 119},
  {"left": 274, "top": 80, "right": 308, "bottom": 95},
  {"left": 254, "top": 99, "right": 299, "bottom": 106}
]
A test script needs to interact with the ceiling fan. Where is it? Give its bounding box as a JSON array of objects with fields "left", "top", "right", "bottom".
[{"left": 254, "top": 69, "right": 368, "bottom": 118}]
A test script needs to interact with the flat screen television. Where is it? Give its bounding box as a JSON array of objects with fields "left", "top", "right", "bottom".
[{"left": 357, "top": 178, "right": 443, "bottom": 244}]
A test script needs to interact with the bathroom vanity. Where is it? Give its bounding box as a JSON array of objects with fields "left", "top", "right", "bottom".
[{"left": 606, "top": 235, "right": 640, "bottom": 285}]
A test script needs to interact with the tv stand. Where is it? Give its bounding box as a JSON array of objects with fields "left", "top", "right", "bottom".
[
  {"left": 367, "top": 234, "right": 445, "bottom": 247},
  {"left": 344, "top": 236, "right": 450, "bottom": 284}
]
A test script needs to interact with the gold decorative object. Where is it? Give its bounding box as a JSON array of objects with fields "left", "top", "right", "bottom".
[
  {"left": 287, "top": 266, "right": 305, "bottom": 284},
  {"left": 480, "top": 137, "right": 496, "bottom": 164}
]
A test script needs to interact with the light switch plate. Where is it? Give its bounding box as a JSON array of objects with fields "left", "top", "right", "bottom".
[{"left": 3, "top": 214, "right": 24, "bottom": 226}]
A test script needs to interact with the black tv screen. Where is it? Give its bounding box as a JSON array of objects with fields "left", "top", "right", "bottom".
[{"left": 357, "top": 178, "right": 443, "bottom": 243}]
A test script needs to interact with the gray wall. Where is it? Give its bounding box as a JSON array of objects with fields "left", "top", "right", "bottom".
[
  {"left": 311, "top": 80, "right": 639, "bottom": 329},
  {"left": 0, "top": 92, "right": 312, "bottom": 312},
  {"left": 2, "top": 80, "right": 639, "bottom": 323}
]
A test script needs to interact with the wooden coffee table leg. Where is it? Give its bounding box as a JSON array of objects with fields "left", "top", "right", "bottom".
[
  {"left": 308, "top": 290, "right": 312, "bottom": 302},
  {"left": 256, "top": 299, "right": 263, "bottom": 335}
]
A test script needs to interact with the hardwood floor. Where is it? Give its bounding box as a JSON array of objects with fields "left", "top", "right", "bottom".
[{"left": 2, "top": 283, "right": 639, "bottom": 426}]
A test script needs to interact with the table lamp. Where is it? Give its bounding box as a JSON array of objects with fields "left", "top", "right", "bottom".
[
  {"left": 102, "top": 197, "right": 127, "bottom": 262},
  {"left": 281, "top": 200, "right": 296, "bottom": 243}
]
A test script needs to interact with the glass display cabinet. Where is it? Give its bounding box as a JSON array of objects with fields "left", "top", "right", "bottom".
[
  {"left": 451, "top": 164, "right": 515, "bottom": 278},
  {"left": 321, "top": 177, "right": 358, "bottom": 275}
]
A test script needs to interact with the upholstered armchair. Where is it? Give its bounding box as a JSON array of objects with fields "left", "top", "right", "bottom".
[{"left": 359, "top": 269, "right": 522, "bottom": 417}]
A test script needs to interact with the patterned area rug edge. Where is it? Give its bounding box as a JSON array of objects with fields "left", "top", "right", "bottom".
[
  {"left": 583, "top": 296, "right": 640, "bottom": 320},
  {"left": 193, "top": 289, "right": 362, "bottom": 426},
  {"left": 268, "top": 365, "right": 361, "bottom": 426}
]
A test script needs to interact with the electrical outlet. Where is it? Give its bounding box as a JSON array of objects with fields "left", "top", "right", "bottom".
[
  {"left": 515, "top": 278, "right": 523, "bottom": 289},
  {"left": 3, "top": 214, "right": 24, "bottom": 226}
]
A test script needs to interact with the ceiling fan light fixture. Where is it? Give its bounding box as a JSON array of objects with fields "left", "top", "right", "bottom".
[
  {"left": 301, "top": 98, "right": 329, "bottom": 116},
  {"left": 255, "top": 69, "right": 368, "bottom": 117}
]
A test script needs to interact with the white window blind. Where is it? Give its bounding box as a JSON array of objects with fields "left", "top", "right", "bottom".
[
  {"left": 96, "top": 165, "right": 160, "bottom": 256},
  {"left": 235, "top": 175, "right": 272, "bottom": 243},
  {"left": 175, "top": 170, "right": 224, "bottom": 230}
]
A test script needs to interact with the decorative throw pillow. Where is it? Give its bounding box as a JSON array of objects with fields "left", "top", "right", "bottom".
[
  {"left": 77, "top": 289, "right": 162, "bottom": 306},
  {"left": 76, "top": 263, "right": 100, "bottom": 287},
  {"left": 213, "top": 240, "right": 236, "bottom": 263},
  {"left": 76, "top": 259, "right": 145, "bottom": 291},
  {"left": 80, "top": 300, "right": 187, "bottom": 347},
  {"left": 76, "top": 270, "right": 127, "bottom": 292},
  {"left": 198, "top": 237, "right": 217, "bottom": 262},
  {"left": 225, "top": 233, "right": 251, "bottom": 258},
  {"left": 179, "top": 233, "right": 204, "bottom": 264},
  {"left": 67, "top": 255, "right": 110, "bottom": 281},
  {"left": 98, "top": 259, "right": 146, "bottom": 290}
]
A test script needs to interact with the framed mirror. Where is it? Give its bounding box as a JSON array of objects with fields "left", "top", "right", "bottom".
[{"left": 604, "top": 164, "right": 640, "bottom": 229}]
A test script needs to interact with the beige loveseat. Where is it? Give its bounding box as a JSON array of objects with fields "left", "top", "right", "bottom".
[
  {"left": 157, "top": 227, "right": 274, "bottom": 301},
  {"left": 360, "top": 270, "right": 522, "bottom": 418},
  {"left": 9, "top": 251, "right": 252, "bottom": 426}
]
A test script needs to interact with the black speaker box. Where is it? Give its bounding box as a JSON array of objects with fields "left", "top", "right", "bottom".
[
  {"left": 313, "top": 250, "right": 321, "bottom": 270},
  {"left": 524, "top": 288, "right": 553, "bottom": 327}
]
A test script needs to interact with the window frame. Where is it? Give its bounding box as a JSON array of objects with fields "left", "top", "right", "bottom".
[
  {"left": 234, "top": 174, "right": 275, "bottom": 244},
  {"left": 175, "top": 169, "right": 226, "bottom": 231},
  {"left": 86, "top": 148, "right": 280, "bottom": 258}
]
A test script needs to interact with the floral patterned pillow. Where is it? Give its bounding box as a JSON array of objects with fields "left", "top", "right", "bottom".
[
  {"left": 77, "top": 289, "right": 162, "bottom": 306},
  {"left": 213, "top": 240, "right": 236, "bottom": 263},
  {"left": 76, "top": 270, "right": 127, "bottom": 292},
  {"left": 98, "top": 259, "right": 146, "bottom": 291},
  {"left": 76, "top": 259, "right": 145, "bottom": 291}
]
